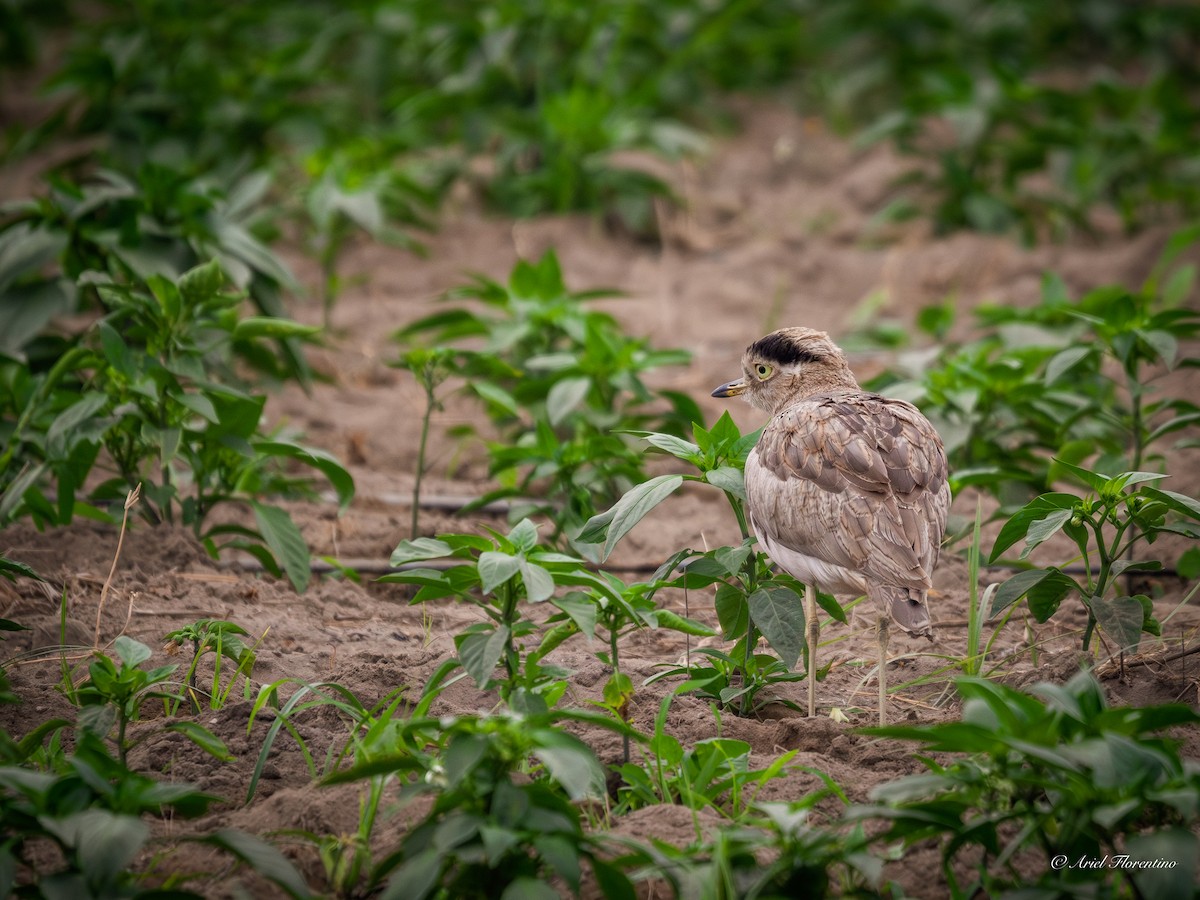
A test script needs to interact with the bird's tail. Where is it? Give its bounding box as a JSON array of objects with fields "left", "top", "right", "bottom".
[{"left": 871, "top": 585, "right": 933, "bottom": 639}]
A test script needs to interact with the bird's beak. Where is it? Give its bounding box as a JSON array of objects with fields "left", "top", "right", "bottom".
[{"left": 711, "top": 377, "right": 747, "bottom": 399}]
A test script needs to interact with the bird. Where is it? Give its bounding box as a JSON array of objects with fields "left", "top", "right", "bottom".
[{"left": 711, "top": 326, "right": 950, "bottom": 726}]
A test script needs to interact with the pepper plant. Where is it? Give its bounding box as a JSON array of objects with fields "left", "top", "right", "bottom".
[
  {"left": 989, "top": 460, "right": 1200, "bottom": 653},
  {"left": 579, "top": 412, "right": 844, "bottom": 716}
]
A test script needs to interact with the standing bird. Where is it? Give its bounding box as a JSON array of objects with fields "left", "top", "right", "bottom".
[{"left": 712, "top": 327, "right": 950, "bottom": 725}]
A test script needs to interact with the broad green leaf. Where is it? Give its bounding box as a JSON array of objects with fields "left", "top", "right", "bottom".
[
  {"left": 546, "top": 376, "right": 590, "bottom": 425},
  {"left": 1140, "top": 488, "right": 1200, "bottom": 522},
  {"left": 990, "top": 568, "right": 1075, "bottom": 620},
  {"left": 502, "top": 879, "right": 560, "bottom": 900},
  {"left": 508, "top": 518, "right": 539, "bottom": 554},
  {"left": 705, "top": 466, "right": 745, "bottom": 499},
  {"left": 747, "top": 586, "right": 805, "bottom": 669},
  {"left": 164, "top": 720, "right": 234, "bottom": 761},
  {"left": 519, "top": 560, "right": 555, "bottom": 602},
  {"left": 990, "top": 493, "right": 1080, "bottom": 562},
  {"left": 478, "top": 551, "right": 521, "bottom": 594},
  {"left": 597, "top": 474, "right": 684, "bottom": 560},
  {"left": 1127, "top": 829, "right": 1197, "bottom": 900},
  {"left": 200, "top": 829, "right": 314, "bottom": 899},
  {"left": 627, "top": 430, "right": 701, "bottom": 461},
  {"left": 42, "top": 810, "right": 147, "bottom": 889},
  {"left": 457, "top": 625, "right": 509, "bottom": 688},
  {"left": 389, "top": 537, "right": 452, "bottom": 565},
  {"left": 531, "top": 728, "right": 605, "bottom": 800},
  {"left": 253, "top": 441, "right": 355, "bottom": 514},
  {"left": 113, "top": 635, "right": 152, "bottom": 668},
  {"left": 1051, "top": 459, "right": 1109, "bottom": 493},
  {"left": 714, "top": 583, "right": 749, "bottom": 639},
  {"left": 550, "top": 593, "right": 597, "bottom": 639},
  {"left": 471, "top": 381, "right": 521, "bottom": 417},
  {"left": 178, "top": 259, "right": 226, "bottom": 303},
  {"left": 1091, "top": 595, "right": 1145, "bottom": 651},
  {"left": 252, "top": 502, "right": 311, "bottom": 593},
  {"left": 1020, "top": 509, "right": 1073, "bottom": 559},
  {"left": 1044, "top": 345, "right": 1092, "bottom": 385}
]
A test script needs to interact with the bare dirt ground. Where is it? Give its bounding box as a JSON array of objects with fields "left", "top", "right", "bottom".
[{"left": 3, "top": 100, "right": 1199, "bottom": 897}]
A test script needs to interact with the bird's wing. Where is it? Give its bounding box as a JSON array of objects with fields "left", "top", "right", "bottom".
[{"left": 747, "top": 392, "right": 949, "bottom": 591}]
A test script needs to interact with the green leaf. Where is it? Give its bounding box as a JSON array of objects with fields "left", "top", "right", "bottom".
[
  {"left": 178, "top": 258, "right": 227, "bottom": 303},
  {"left": 531, "top": 728, "right": 605, "bottom": 800},
  {"left": 200, "top": 828, "right": 314, "bottom": 899},
  {"left": 251, "top": 502, "right": 311, "bottom": 593},
  {"left": 990, "top": 494, "right": 1080, "bottom": 562},
  {"left": 164, "top": 720, "right": 234, "bottom": 761},
  {"left": 714, "top": 583, "right": 749, "bottom": 639},
  {"left": 509, "top": 518, "right": 539, "bottom": 554},
  {"left": 704, "top": 466, "right": 745, "bottom": 499},
  {"left": 502, "top": 879, "right": 560, "bottom": 900},
  {"left": 390, "top": 537, "right": 453, "bottom": 566},
  {"left": 1091, "top": 595, "right": 1145, "bottom": 651},
  {"left": 457, "top": 626, "right": 509, "bottom": 688},
  {"left": 990, "top": 568, "right": 1075, "bottom": 621},
  {"left": 1051, "top": 459, "right": 1109, "bottom": 493},
  {"left": 1019, "top": 509, "right": 1073, "bottom": 560},
  {"left": 588, "top": 475, "right": 684, "bottom": 560},
  {"left": 1044, "top": 346, "right": 1092, "bottom": 385},
  {"left": 520, "top": 560, "right": 555, "bottom": 603},
  {"left": 1141, "top": 488, "right": 1200, "bottom": 522},
  {"left": 113, "top": 635, "right": 152, "bottom": 668},
  {"left": 1177, "top": 547, "right": 1200, "bottom": 580},
  {"left": 253, "top": 440, "right": 355, "bottom": 514},
  {"left": 1127, "top": 829, "right": 1197, "bottom": 900},
  {"left": 546, "top": 376, "right": 590, "bottom": 425},
  {"left": 42, "top": 810, "right": 147, "bottom": 889},
  {"left": 747, "top": 586, "right": 805, "bottom": 669},
  {"left": 478, "top": 552, "right": 521, "bottom": 594}
]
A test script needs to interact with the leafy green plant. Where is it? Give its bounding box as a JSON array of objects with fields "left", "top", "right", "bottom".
[
  {"left": 74, "top": 636, "right": 232, "bottom": 769},
  {"left": 0, "top": 259, "right": 354, "bottom": 591},
  {"left": 619, "top": 793, "right": 877, "bottom": 899},
  {"left": 324, "top": 707, "right": 635, "bottom": 900},
  {"left": 0, "top": 729, "right": 313, "bottom": 899},
  {"left": 0, "top": 165, "right": 308, "bottom": 381},
  {"left": 397, "top": 347, "right": 456, "bottom": 539},
  {"left": 580, "top": 412, "right": 845, "bottom": 716},
  {"left": 384, "top": 518, "right": 623, "bottom": 706},
  {"left": 857, "top": 673, "right": 1200, "bottom": 899},
  {"left": 303, "top": 146, "right": 438, "bottom": 326},
  {"left": 804, "top": 1, "right": 1200, "bottom": 237},
  {"left": 989, "top": 461, "right": 1200, "bottom": 654},
  {"left": 868, "top": 229, "right": 1200, "bottom": 506},
  {"left": 163, "top": 618, "right": 259, "bottom": 714},
  {"left": 615, "top": 690, "right": 798, "bottom": 819},
  {"left": 395, "top": 249, "right": 698, "bottom": 537}
]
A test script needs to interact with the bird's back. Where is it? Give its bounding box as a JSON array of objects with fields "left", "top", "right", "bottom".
[{"left": 745, "top": 390, "right": 950, "bottom": 635}]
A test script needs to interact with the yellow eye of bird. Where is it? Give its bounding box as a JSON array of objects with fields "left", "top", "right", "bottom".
[{"left": 755, "top": 363, "right": 772, "bottom": 379}]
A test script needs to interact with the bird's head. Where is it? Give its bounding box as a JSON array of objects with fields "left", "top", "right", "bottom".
[{"left": 711, "top": 327, "right": 860, "bottom": 414}]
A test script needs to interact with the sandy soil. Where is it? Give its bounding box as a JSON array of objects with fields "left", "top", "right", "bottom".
[{"left": 2, "top": 100, "right": 1199, "bottom": 897}]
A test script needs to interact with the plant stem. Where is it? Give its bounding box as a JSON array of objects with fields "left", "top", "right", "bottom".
[{"left": 412, "top": 363, "right": 438, "bottom": 540}]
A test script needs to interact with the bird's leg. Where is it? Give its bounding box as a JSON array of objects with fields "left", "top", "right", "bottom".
[
  {"left": 805, "top": 584, "right": 819, "bottom": 717},
  {"left": 877, "top": 613, "right": 889, "bottom": 727}
]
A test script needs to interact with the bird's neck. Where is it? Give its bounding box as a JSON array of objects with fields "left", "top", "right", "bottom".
[{"left": 772, "top": 370, "right": 861, "bottom": 414}]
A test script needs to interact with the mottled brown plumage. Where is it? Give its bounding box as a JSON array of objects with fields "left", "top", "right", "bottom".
[{"left": 712, "top": 327, "right": 950, "bottom": 724}]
